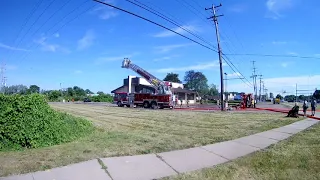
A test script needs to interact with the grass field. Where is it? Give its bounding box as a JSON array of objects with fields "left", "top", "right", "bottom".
[
  {"left": 0, "top": 103, "right": 300, "bottom": 177},
  {"left": 164, "top": 123, "right": 320, "bottom": 180}
]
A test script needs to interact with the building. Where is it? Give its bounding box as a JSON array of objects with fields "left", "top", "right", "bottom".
[{"left": 111, "top": 76, "right": 198, "bottom": 104}]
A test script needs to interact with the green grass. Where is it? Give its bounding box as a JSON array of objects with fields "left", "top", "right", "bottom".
[
  {"left": 0, "top": 103, "right": 300, "bottom": 177},
  {"left": 163, "top": 123, "right": 320, "bottom": 180}
]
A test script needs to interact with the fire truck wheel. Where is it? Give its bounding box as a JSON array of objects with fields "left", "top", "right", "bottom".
[
  {"left": 151, "top": 101, "right": 158, "bottom": 109},
  {"left": 117, "top": 101, "right": 124, "bottom": 107},
  {"left": 143, "top": 101, "right": 150, "bottom": 108}
]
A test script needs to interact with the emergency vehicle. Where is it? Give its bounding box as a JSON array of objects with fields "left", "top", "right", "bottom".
[{"left": 113, "top": 58, "right": 174, "bottom": 109}]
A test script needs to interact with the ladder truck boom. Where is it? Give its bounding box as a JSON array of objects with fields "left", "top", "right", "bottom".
[{"left": 122, "top": 58, "right": 172, "bottom": 95}]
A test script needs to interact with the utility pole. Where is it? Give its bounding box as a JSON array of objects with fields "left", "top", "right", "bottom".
[
  {"left": 250, "top": 61, "right": 257, "bottom": 101},
  {"left": 262, "top": 81, "right": 265, "bottom": 101},
  {"left": 258, "top": 75, "right": 263, "bottom": 101},
  {"left": 0, "top": 63, "right": 6, "bottom": 94},
  {"left": 206, "top": 3, "right": 224, "bottom": 111}
]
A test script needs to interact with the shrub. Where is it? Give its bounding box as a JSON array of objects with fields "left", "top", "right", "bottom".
[
  {"left": 91, "top": 94, "right": 113, "bottom": 102},
  {"left": 0, "top": 94, "right": 94, "bottom": 150}
]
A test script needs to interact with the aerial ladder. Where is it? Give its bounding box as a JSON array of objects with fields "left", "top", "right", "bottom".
[
  {"left": 121, "top": 58, "right": 174, "bottom": 109},
  {"left": 121, "top": 58, "right": 172, "bottom": 95}
]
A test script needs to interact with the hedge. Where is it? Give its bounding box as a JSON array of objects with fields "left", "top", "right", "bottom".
[{"left": 0, "top": 94, "right": 94, "bottom": 150}]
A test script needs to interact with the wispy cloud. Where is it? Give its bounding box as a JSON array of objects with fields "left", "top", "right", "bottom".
[
  {"left": 287, "top": 52, "right": 298, "bottom": 56},
  {"left": 153, "top": 25, "right": 198, "bottom": 38},
  {"left": 94, "top": 52, "right": 140, "bottom": 65},
  {"left": 281, "top": 62, "right": 288, "bottom": 68},
  {"left": 265, "top": 0, "right": 293, "bottom": 19},
  {"left": 153, "top": 55, "right": 180, "bottom": 62},
  {"left": 314, "top": 54, "right": 320, "bottom": 57},
  {"left": 0, "top": 43, "right": 29, "bottom": 52},
  {"left": 155, "top": 61, "right": 220, "bottom": 73},
  {"left": 92, "top": 0, "right": 118, "bottom": 20},
  {"left": 6, "top": 64, "right": 18, "bottom": 70},
  {"left": 154, "top": 43, "right": 193, "bottom": 53},
  {"left": 34, "top": 36, "right": 70, "bottom": 53},
  {"left": 227, "top": 72, "right": 241, "bottom": 77},
  {"left": 272, "top": 41, "right": 287, "bottom": 45},
  {"left": 228, "top": 4, "right": 248, "bottom": 13},
  {"left": 77, "top": 30, "right": 95, "bottom": 50},
  {"left": 74, "top": 70, "right": 83, "bottom": 74}
]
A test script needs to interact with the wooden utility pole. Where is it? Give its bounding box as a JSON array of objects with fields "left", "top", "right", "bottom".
[
  {"left": 205, "top": 3, "right": 224, "bottom": 111},
  {"left": 259, "top": 75, "right": 263, "bottom": 101}
]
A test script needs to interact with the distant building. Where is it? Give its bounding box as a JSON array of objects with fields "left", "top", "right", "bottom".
[{"left": 111, "top": 75, "right": 198, "bottom": 105}]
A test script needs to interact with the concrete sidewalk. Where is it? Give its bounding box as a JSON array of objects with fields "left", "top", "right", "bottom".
[{"left": 1, "top": 118, "right": 319, "bottom": 180}]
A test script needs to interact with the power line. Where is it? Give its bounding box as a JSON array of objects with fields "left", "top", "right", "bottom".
[
  {"left": 126, "top": 0, "right": 217, "bottom": 49},
  {"left": 224, "top": 53, "right": 320, "bottom": 60},
  {"left": 5, "top": 0, "right": 44, "bottom": 60},
  {"left": 222, "top": 55, "right": 253, "bottom": 87},
  {"left": 94, "top": 0, "right": 253, "bottom": 92},
  {"left": 93, "top": 0, "right": 218, "bottom": 53},
  {"left": 17, "top": 0, "right": 93, "bottom": 63}
]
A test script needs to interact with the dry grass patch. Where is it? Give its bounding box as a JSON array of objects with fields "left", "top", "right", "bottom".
[
  {"left": 164, "top": 123, "right": 320, "bottom": 180},
  {"left": 0, "top": 103, "right": 299, "bottom": 177}
]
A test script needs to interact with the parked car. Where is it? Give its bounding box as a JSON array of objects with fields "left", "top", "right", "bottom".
[{"left": 83, "top": 98, "right": 91, "bottom": 102}]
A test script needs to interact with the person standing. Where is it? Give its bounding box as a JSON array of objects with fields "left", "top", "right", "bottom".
[
  {"left": 303, "top": 99, "right": 309, "bottom": 117},
  {"left": 311, "top": 98, "right": 317, "bottom": 116}
]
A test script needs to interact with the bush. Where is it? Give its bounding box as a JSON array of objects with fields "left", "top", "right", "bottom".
[
  {"left": 0, "top": 94, "right": 94, "bottom": 150},
  {"left": 91, "top": 94, "right": 113, "bottom": 102}
]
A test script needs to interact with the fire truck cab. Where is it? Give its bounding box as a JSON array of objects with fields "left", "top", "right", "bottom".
[{"left": 113, "top": 92, "right": 129, "bottom": 107}]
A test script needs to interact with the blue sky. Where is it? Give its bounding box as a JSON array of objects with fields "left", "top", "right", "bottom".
[{"left": 0, "top": 0, "right": 319, "bottom": 95}]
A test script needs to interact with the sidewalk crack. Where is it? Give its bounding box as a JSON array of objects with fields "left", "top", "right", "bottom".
[
  {"left": 155, "top": 154, "right": 180, "bottom": 174},
  {"left": 97, "top": 158, "right": 114, "bottom": 180}
]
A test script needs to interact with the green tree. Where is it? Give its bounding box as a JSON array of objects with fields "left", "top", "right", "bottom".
[
  {"left": 85, "top": 89, "right": 93, "bottom": 94},
  {"left": 97, "top": 91, "right": 105, "bottom": 95},
  {"left": 276, "top": 94, "right": 283, "bottom": 99},
  {"left": 163, "top": 73, "right": 182, "bottom": 83},
  {"left": 73, "top": 86, "right": 85, "bottom": 96},
  {"left": 29, "top": 85, "right": 40, "bottom": 94},
  {"left": 207, "top": 84, "right": 219, "bottom": 96},
  {"left": 184, "top": 70, "right": 209, "bottom": 96},
  {"left": 48, "top": 90, "right": 61, "bottom": 101},
  {"left": 313, "top": 90, "right": 320, "bottom": 100},
  {"left": 67, "top": 87, "right": 74, "bottom": 97},
  {"left": 298, "top": 95, "right": 306, "bottom": 100},
  {"left": 3, "top": 85, "right": 28, "bottom": 95},
  {"left": 285, "top": 95, "right": 296, "bottom": 102}
]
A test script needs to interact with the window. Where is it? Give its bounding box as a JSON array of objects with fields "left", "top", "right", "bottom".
[
  {"left": 178, "top": 93, "right": 185, "bottom": 100},
  {"left": 187, "top": 93, "right": 194, "bottom": 100}
]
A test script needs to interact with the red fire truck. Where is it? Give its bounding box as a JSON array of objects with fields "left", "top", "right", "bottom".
[{"left": 113, "top": 58, "right": 174, "bottom": 109}]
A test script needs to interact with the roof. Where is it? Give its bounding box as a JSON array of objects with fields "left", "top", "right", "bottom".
[
  {"left": 172, "top": 87, "right": 196, "bottom": 94},
  {"left": 111, "top": 85, "right": 126, "bottom": 93}
]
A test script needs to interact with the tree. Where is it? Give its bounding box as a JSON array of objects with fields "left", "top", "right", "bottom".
[
  {"left": 313, "top": 90, "right": 320, "bottom": 100},
  {"left": 207, "top": 84, "right": 219, "bottom": 96},
  {"left": 29, "top": 85, "right": 40, "bottom": 94},
  {"left": 85, "top": 89, "right": 93, "bottom": 94},
  {"left": 184, "top": 70, "right": 209, "bottom": 96},
  {"left": 97, "top": 91, "right": 105, "bottom": 95},
  {"left": 48, "top": 90, "right": 61, "bottom": 101},
  {"left": 73, "top": 86, "right": 85, "bottom": 96},
  {"left": 163, "top": 73, "right": 182, "bottom": 83},
  {"left": 67, "top": 87, "right": 74, "bottom": 97},
  {"left": 3, "top": 85, "right": 28, "bottom": 95},
  {"left": 298, "top": 95, "right": 306, "bottom": 100},
  {"left": 276, "top": 94, "right": 283, "bottom": 99},
  {"left": 284, "top": 95, "right": 296, "bottom": 102}
]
